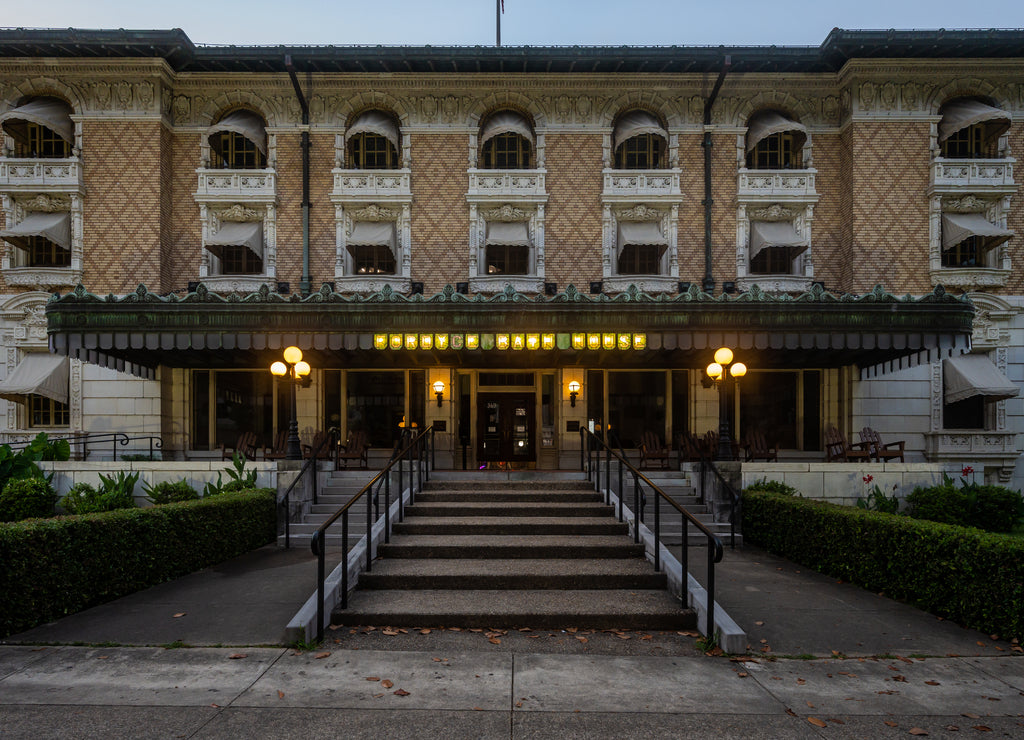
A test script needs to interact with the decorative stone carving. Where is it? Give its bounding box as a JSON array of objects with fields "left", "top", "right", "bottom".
[
  {"left": 941, "top": 194, "right": 992, "bottom": 213},
  {"left": 94, "top": 81, "right": 110, "bottom": 108},
  {"left": 749, "top": 203, "right": 798, "bottom": 222},
  {"left": 615, "top": 203, "right": 663, "bottom": 222},
  {"left": 173, "top": 95, "right": 190, "bottom": 123},
  {"left": 215, "top": 203, "right": 262, "bottom": 222},
  {"left": 348, "top": 204, "right": 398, "bottom": 222},
  {"left": 901, "top": 82, "right": 920, "bottom": 110},
  {"left": 20, "top": 193, "right": 70, "bottom": 213},
  {"left": 135, "top": 82, "right": 154, "bottom": 109},
  {"left": 860, "top": 82, "right": 876, "bottom": 111},
  {"left": 480, "top": 204, "right": 531, "bottom": 222}
]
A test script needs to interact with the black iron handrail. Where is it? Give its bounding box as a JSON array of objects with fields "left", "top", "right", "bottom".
[
  {"left": 697, "top": 458, "right": 742, "bottom": 550},
  {"left": 309, "top": 426, "right": 434, "bottom": 642},
  {"left": 278, "top": 428, "right": 339, "bottom": 549},
  {"left": 1, "top": 432, "right": 164, "bottom": 460},
  {"left": 580, "top": 427, "right": 723, "bottom": 640}
]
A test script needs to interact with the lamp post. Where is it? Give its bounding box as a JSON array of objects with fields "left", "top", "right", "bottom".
[
  {"left": 270, "top": 345, "right": 312, "bottom": 460},
  {"left": 706, "top": 347, "right": 746, "bottom": 461}
]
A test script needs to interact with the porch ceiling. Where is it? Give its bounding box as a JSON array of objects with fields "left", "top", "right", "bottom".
[{"left": 45, "top": 283, "right": 974, "bottom": 380}]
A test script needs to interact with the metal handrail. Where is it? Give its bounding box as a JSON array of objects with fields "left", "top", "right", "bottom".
[
  {"left": 1, "top": 432, "right": 164, "bottom": 460},
  {"left": 580, "top": 427, "right": 723, "bottom": 640},
  {"left": 278, "top": 428, "right": 339, "bottom": 549},
  {"left": 309, "top": 426, "right": 434, "bottom": 642},
  {"left": 697, "top": 458, "right": 742, "bottom": 550}
]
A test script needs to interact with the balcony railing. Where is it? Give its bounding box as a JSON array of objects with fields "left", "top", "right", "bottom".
[
  {"left": 602, "top": 169, "right": 680, "bottom": 197},
  {"left": 737, "top": 168, "right": 816, "bottom": 199},
  {"left": 0, "top": 158, "right": 82, "bottom": 188},
  {"left": 332, "top": 169, "right": 411, "bottom": 198},
  {"left": 467, "top": 169, "right": 546, "bottom": 198},
  {"left": 195, "top": 168, "right": 276, "bottom": 199},
  {"left": 931, "top": 158, "right": 1015, "bottom": 188}
]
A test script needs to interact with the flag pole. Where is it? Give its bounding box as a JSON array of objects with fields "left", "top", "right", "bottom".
[{"left": 496, "top": 0, "right": 501, "bottom": 46}]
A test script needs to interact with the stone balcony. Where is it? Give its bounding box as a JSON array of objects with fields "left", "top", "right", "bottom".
[
  {"left": 332, "top": 169, "right": 411, "bottom": 199},
  {"left": 931, "top": 158, "right": 1015, "bottom": 189},
  {"left": 737, "top": 168, "right": 817, "bottom": 200},
  {"left": 923, "top": 430, "right": 1019, "bottom": 481},
  {"left": 195, "top": 168, "right": 276, "bottom": 201},
  {"left": 467, "top": 169, "right": 546, "bottom": 200},
  {"left": 602, "top": 169, "right": 680, "bottom": 199},
  {"left": 0, "top": 157, "right": 82, "bottom": 190}
]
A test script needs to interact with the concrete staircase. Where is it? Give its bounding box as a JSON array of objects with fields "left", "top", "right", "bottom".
[
  {"left": 329, "top": 477, "right": 697, "bottom": 630},
  {"left": 637, "top": 470, "right": 742, "bottom": 547}
]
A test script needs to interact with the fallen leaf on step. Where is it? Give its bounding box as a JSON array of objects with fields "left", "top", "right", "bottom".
[
  {"left": 908, "top": 728, "right": 929, "bottom": 736},
  {"left": 393, "top": 689, "right": 410, "bottom": 696},
  {"left": 796, "top": 678, "right": 806, "bottom": 685},
  {"left": 617, "top": 634, "right": 631, "bottom": 640},
  {"left": 806, "top": 701, "right": 814, "bottom": 708},
  {"left": 365, "top": 676, "right": 380, "bottom": 682},
  {"left": 328, "top": 624, "right": 341, "bottom": 631},
  {"left": 382, "top": 629, "right": 399, "bottom": 636},
  {"left": 469, "top": 628, "right": 483, "bottom": 633},
  {"left": 737, "top": 672, "right": 748, "bottom": 678},
  {"left": 972, "top": 726, "right": 992, "bottom": 732},
  {"left": 314, "top": 652, "right": 330, "bottom": 659},
  {"left": 962, "top": 713, "right": 980, "bottom": 719},
  {"left": 785, "top": 708, "right": 797, "bottom": 717},
  {"left": 419, "top": 629, "right": 431, "bottom": 635},
  {"left": 277, "top": 690, "right": 285, "bottom": 699},
  {"left": 567, "top": 627, "right": 578, "bottom": 633},
  {"left": 373, "top": 693, "right": 384, "bottom": 698},
  {"left": 575, "top": 636, "right": 588, "bottom": 643},
  {"left": 924, "top": 681, "right": 940, "bottom": 686},
  {"left": 488, "top": 638, "right": 501, "bottom": 644},
  {"left": 754, "top": 621, "right": 764, "bottom": 626},
  {"left": 884, "top": 721, "right": 898, "bottom": 727},
  {"left": 640, "top": 635, "right": 652, "bottom": 641},
  {"left": 381, "top": 679, "right": 394, "bottom": 689},
  {"left": 228, "top": 653, "right": 247, "bottom": 660},
  {"left": 173, "top": 613, "right": 186, "bottom": 618},
  {"left": 807, "top": 717, "right": 827, "bottom": 728}
]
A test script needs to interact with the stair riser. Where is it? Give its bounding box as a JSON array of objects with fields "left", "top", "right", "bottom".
[
  {"left": 392, "top": 522, "right": 629, "bottom": 536},
  {"left": 415, "top": 492, "right": 603, "bottom": 503},
  {"left": 328, "top": 611, "right": 695, "bottom": 631},
  {"left": 358, "top": 574, "right": 668, "bottom": 590},
  {"left": 406, "top": 505, "right": 615, "bottom": 518},
  {"left": 378, "top": 545, "right": 645, "bottom": 559},
  {"left": 424, "top": 482, "right": 591, "bottom": 491}
]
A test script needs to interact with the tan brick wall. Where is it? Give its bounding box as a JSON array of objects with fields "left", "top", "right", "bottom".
[
  {"left": 544, "top": 132, "right": 602, "bottom": 289},
  {"left": 677, "top": 133, "right": 706, "bottom": 286},
  {"left": 410, "top": 133, "right": 469, "bottom": 293},
  {"left": 837, "top": 127, "right": 855, "bottom": 290},
  {"left": 846, "top": 121, "right": 932, "bottom": 294},
  {"left": 810, "top": 133, "right": 845, "bottom": 290},
  {"left": 709, "top": 132, "right": 738, "bottom": 287},
  {"left": 163, "top": 131, "right": 202, "bottom": 292},
  {"left": 1005, "top": 121, "right": 1024, "bottom": 294},
  {"left": 81, "top": 120, "right": 163, "bottom": 292}
]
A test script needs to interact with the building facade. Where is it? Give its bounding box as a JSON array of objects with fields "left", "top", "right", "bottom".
[{"left": 0, "top": 29, "right": 1020, "bottom": 483}]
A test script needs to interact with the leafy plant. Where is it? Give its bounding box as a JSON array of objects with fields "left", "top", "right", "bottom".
[
  {"left": 857, "top": 482, "right": 901, "bottom": 514},
  {"left": 97, "top": 470, "right": 141, "bottom": 511},
  {"left": 204, "top": 453, "right": 258, "bottom": 498},
  {"left": 202, "top": 474, "right": 225, "bottom": 498},
  {"left": 745, "top": 478, "right": 799, "bottom": 497},
  {"left": 60, "top": 477, "right": 138, "bottom": 515},
  {"left": 59, "top": 483, "right": 104, "bottom": 515},
  {"left": 142, "top": 479, "right": 198, "bottom": 505},
  {"left": 0, "top": 477, "right": 56, "bottom": 522},
  {"left": 22, "top": 432, "right": 71, "bottom": 462},
  {"left": 906, "top": 473, "right": 1024, "bottom": 533}
]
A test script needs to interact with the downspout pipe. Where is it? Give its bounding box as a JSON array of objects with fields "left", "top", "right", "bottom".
[
  {"left": 285, "top": 55, "right": 312, "bottom": 296},
  {"left": 702, "top": 55, "right": 731, "bottom": 294}
]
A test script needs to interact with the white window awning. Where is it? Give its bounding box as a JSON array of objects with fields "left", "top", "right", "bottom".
[
  {"left": 749, "top": 220, "right": 808, "bottom": 260},
  {"left": 347, "top": 110, "right": 401, "bottom": 152},
  {"left": 208, "top": 110, "right": 267, "bottom": 156},
  {"left": 0, "top": 97, "right": 74, "bottom": 146},
  {"left": 480, "top": 110, "right": 534, "bottom": 147},
  {"left": 0, "top": 211, "right": 71, "bottom": 252},
  {"left": 205, "top": 221, "right": 263, "bottom": 260},
  {"left": 938, "top": 99, "right": 1011, "bottom": 144},
  {"left": 612, "top": 110, "right": 666, "bottom": 151},
  {"left": 941, "top": 213, "right": 1013, "bottom": 252},
  {"left": 944, "top": 354, "right": 1019, "bottom": 405},
  {"left": 617, "top": 221, "right": 667, "bottom": 252},
  {"left": 746, "top": 110, "right": 807, "bottom": 154},
  {"left": 0, "top": 353, "right": 69, "bottom": 405},
  {"left": 485, "top": 220, "right": 531, "bottom": 247},
  {"left": 348, "top": 221, "right": 397, "bottom": 250}
]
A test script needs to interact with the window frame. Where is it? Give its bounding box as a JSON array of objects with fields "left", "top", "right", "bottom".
[
  {"left": 211, "top": 131, "right": 266, "bottom": 170},
  {"left": 216, "top": 243, "right": 264, "bottom": 276},
  {"left": 746, "top": 131, "right": 800, "bottom": 169},
  {"left": 16, "top": 121, "right": 71, "bottom": 159},
  {"left": 348, "top": 132, "right": 399, "bottom": 170},
  {"left": 480, "top": 131, "right": 532, "bottom": 169},
  {"left": 614, "top": 133, "right": 665, "bottom": 170},
  {"left": 485, "top": 243, "right": 530, "bottom": 275},
  {"left": 29, "top": 394, "right": 69, "bottom": 428}
]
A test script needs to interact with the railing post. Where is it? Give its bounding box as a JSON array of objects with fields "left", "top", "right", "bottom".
[
  {"left": 366, "top": 475, "right": 373, "bottom": 571},
  {"left": 617, "top": 458, "right": 623, "bottom": 523},
  {"left": 313, "top": 458, "right": 319, "bottom": 506},
  {"left": 680, "top": 516, "right": 688, "bottom": 608},
  {"left": 633, "top": 474, "right": 640, "bottom": 544},
  {"left": 341, "top": 510, "right": 349, "bottom": 609},
  {"left": 654, "top": 491, "right": 661, "bottom": 572},
  {"left": 315, "top": 532, "right": 325, "bottom": 643},
  {"left": 398, "top": 452, "right": 405, "bottom": 521},
  {"left": 384, "top": 470, "right": 391, "bottom": 544},
  {"left": 430, "top": 428, "right": 435, "bottom": 475},
  {"left": 706, "top": 539, "right": 716, "bottom": 639},
  {"left": 284, "top": 494, "right": 291, "bottom": 549}
]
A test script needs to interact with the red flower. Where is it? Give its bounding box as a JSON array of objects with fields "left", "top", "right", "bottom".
[
  {"left": 961, "top": 465, "right": 974, "bottom": 476},
  {"left": 862, "top": 475, "right": 873, "bottom": 484}
]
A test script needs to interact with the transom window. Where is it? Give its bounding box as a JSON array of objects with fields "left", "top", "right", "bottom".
[
  {"left": 348, "top": 132, "right": 398, "bottom": 169},
  {"left": 615, "top": 134, "right": 664, "bottom": 169},
  {"left": 617, "top": 244, "right": 662, "bottom": 275},
  {"left": 26, "top": 235, "right": 70, "bottom": 268},
  {"left": 219, "top": 244, "right": 263, "bottom": 275},
  {"left": 15, "top": 122, "right": 70, "bottom": 159},
  {"left": 212, "top": 131, "right": 266, "bottom": 169},
  {"left": 30, "top": 395, "right": 68, "bottom": 427},
  {"left": 747, "top": 132, "right": 800, "bottom": 169},
  {"left": 481, "top": 131, "right": 531, "bottom": 169},
  {"left": 485, "top": 244, "right": 529, "bottom": 275},
  {"left": 351, "top": 244, "right": 396, "bottom": 274},
  {"left": 941, "top": 125, "right": 997, "bottom": 159}
]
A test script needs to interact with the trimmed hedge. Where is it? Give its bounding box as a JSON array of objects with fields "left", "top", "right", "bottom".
[
  {"left": 0, "top": 488, "right": 276, "bottom": 638},
  {"left": 743, "top": 490, "right": 1024, "bottom": 640}
]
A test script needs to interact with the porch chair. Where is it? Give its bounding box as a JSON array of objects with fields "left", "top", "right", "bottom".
[
  {"left": 302, "top": 429, "right": 334, "bottom": 461},
  {"left": 702, "top": 430, "right": 740, "bottom": 460},
  {"left": 859, "top": 427, "right": 905, "bottom": 463},
  {"left": 262, "top": 430, "right": 288, "bottom": 461},
  {"left": 742, "top": 429, "right": 779, "bottom": 462},
  {"left": 639, "top": 430, "right": 671, "bottom": 469},
  {"left": 220, "top": 430, "right": 259, "bottom": 461},
  {"left": 824, "top": 424, "right": 872, "bottom": 462},
  {"left": 675, "top": 431, "right": 706, "bottom": 463},
  {"left": 336, "top": 429, "right": 369, "bottom": 469}
]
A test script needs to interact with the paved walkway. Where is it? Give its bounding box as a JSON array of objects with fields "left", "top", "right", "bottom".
[{"left": 2, "top": 543, "right": 1022, "bottom": 738}]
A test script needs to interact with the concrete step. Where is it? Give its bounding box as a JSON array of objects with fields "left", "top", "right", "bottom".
[
  {"left": 405, "top": 502, "right": 616, "bottom": 518},
  {"left": 424, "top": 480, "right": 592, "bottom": 491},
  {"left": 391, "top": 516, "right": 630, "bottom": 536},
  {"left": 359, "top": 558, "right": 667, "bottom": 590},
  {"left": 415, "top": 490, "right": 603, "bottom": 503},
  {"left": 330, "top": 589, "right": 695, "bottom": 630},
  {"left": 378, "top": 534, "right": 645, "bottom": 559}
]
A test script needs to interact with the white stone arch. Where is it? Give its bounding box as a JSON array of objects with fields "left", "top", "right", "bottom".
[
  {"left": 601, "top": 94, "right": 679, "bottom": 169},
  {"left": 197, "top": 92, "right": 277, "bottom": 127},
  {"left": 927, "top": 78, "right": 1006, "bottom": 114},
  {"left": 466, "top": 93, "right": 545, "bottom": 170},
  {"left": 337, "top": 100, "right": 409, "bottom": 169},
  {"left": 735, "top": 98, "right": 814, "bottom": 169},
  {"left": 1, "top": 78, "right": 84, "bottom": 155}
]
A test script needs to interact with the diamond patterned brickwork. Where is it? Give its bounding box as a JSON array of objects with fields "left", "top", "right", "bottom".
[
  {"left": 159, "top": 126, "right": 175, "bottom": 291},
  {"left": 709, "top": 132, "right": 739, "bottom": 287},
  {"left": 846, "top": 121, "right": 932, "bottom": 294},
  {"left": 544, "top": 132, "right": 602, "bottom": 288},
  {"left": 809, "top": 133, "right": 844, "bottom": 290},
  {"left": 163, "top": 131, "right": 202, "bottom": 292},
  {"left": 81, "top": 120, "right": 164, "bottom": 292},
  {"left": 677, "top": 133, "right": 706, "bottom": 285},
  {"left": 410, "top": 133, "right": 470, "bottom": 293},
  {"left": 309, "top": 133, "right": 337, "bottom": 291},
  {"left": 1005, "top": 121, "right": 1024, "bottom": 294},
  {"left": 837, "top": 127, "right": 855, "bottom": 290}
]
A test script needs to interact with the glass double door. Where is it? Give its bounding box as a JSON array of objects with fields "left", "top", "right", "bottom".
[{"left": 477, "top": 393, "right": 536, "bottom": 464}]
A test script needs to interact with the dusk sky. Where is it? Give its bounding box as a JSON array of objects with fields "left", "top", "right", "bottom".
[{"left": 3, "top": 0, "right": 1023, "bottom": 47}]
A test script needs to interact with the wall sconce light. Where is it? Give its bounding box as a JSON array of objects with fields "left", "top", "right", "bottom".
[
  {"left": 568, "top": 380, "right": 580, "bottom": 408},
  {"left": 433, "top": 380, "right": 445, "bottom": 407}
]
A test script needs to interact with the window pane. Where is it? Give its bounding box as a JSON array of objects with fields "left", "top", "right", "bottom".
[
  {"left": 214, "top": 371, "right": 274, "bottom": 450},
  {"left": 486, "top": 244, "right": 529, "bottom": 275},
  {"left": 618, "top": 244, "right": 661, "bottom": 275},
  {"left": 739, "top": 372, "right": 799, "bottom": 449},
  {"left": 608, "top": 371, "right": 666, "bottom": 449},
  {"left": 350, "top": 132, "right": 397, "bottom": 169},
  {"left": 347, "top": 371, "right": 405, "bottom": 448},
  {"left": 944, "top": 396, "right": 985, "bottom": 429},
  {"left": 220, "top": 245, "right": 263, "bottom": 275},
  {"left": 614, "top": 134, "right": 663, "bottom": 169}
]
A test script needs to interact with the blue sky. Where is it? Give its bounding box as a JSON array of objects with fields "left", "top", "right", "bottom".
[{"left": 3, "top": 0, "right": 1022, "bottom": 47}]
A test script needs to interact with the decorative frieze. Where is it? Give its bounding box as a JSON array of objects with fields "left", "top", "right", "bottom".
[
  {"left": 0, "top": 159, "right": 82, "bottom": 189},
  {"left": 737, "top": 169, "right": 818, "bottom": 200},
  {"left": 467, "top": 170, "right": 546, "bottom": 199},
  {"left": 332, "top": 170, "right": 412, "bottom": 198},
  {"left": 932, "top": 159, "right": 1015, "bottom": 189},
  {"left": 195, "top": 169, "right": 276, "bottom": 201},
  {"left": 602, "top": 170, "right": 680, "bottom": 200}
]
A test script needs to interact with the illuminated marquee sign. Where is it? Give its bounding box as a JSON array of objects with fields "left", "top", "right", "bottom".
[{"left": 373, "top": 332, "right": 646, "bottom": 351}]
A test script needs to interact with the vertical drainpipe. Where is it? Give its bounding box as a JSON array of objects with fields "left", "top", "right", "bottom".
[
  {"left": 702, "top": 55, "right": 731, "bottom": 293},
  {"left": 286, "top": 55, "right": 312, "bottom": 295}
]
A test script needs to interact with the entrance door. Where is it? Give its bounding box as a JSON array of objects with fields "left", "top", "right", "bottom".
[{"left": 477, "top": 393, "right": 536, "bottom": 463}]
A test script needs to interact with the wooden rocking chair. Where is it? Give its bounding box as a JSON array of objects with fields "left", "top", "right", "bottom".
[
  {"left": 336, "top": 429, "right": 369, "bottom": 469},
  {"left": 639, "top": 430, "right": 671, "bottom": 469},
  {"left": 859, "top": 427, "right": 906, "bottom": 463},
  {"left": 824, "top": 424, "right": 872, "bottom": 462}
]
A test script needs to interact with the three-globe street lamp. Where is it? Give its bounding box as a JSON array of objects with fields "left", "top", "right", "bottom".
[
  {"left": 705, "top": 347, "right": 746, "bottom": 461},
  {"left": 270, "top": 345, "right": 312, "bottom": 460}
]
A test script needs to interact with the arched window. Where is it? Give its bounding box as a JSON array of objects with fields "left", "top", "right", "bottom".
[
  {"left": 0, "top": 96, "right": 74, "bottom": 158},
  {"left": 346, "top": 110, "right": 400, "bottom": 169},
  {"left": 208, "top": 110, "right": 267, "bottom": 169},
  {"left": 479, "top": 110, "right": 533, "bottom": 169},
  {"left": 612, "top": 111, "right": 666, "bottom": 169},
  {"left": 745, "top": 110, "right": 806, "bottom": 169},
  {"left": 939, "top": 97, "right": 1010, "bottom": 159}
]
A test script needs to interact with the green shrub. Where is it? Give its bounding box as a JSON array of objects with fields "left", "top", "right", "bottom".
[
  {"left": 965, "top": 484, "right": 1024, "bottom": 533},
  {"left": 743, "top": 489, "right": 1024, "bottom": 640},
  {"left": 143, "top": 479, "right": 198, "bottom": 505},
  {"left": 0, "top": 478, "right": 55, "bottom": 522},
  {"left": 97, "top": 470, "right": 140, "bottom": 510},
  {"left": 857, "top": 483, "right": 901, "bottom": 514},
  {"left": 907, "top": 475, "right": 1024, "bottom": 533},
  {"left": 745, "top": 478, "right": 799, "bottom": 497},
  {"left": 906, "top": 478, "right": 969, "bottom": 525},
  {"left": 0, "top": 488, "right": 276, "bottom": 637},
  {"left": 60, "top": 476, "right": 139, "bottom": 515}
]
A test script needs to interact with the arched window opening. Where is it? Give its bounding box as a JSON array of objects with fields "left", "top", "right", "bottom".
[
  {"left": 479, "top": 110, "right": 533, "bottom": 169},
  {"left": 346, "top": 111, "right": 401, "bottom": 169},
  {"left": 208, "top": 110, "right": 267, "bottom": 169},
  {"left": 745, "top": 110, "right": 806, "bottom": 169},
  {"left": 612, "top": 110, "right": 666, "bottom": 169},
  {"left": 938, "top": 98, "right": 1010, "bottom": 159},
  {"left": 0, "top": 96, "right": 74, "bottom": 158}
]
